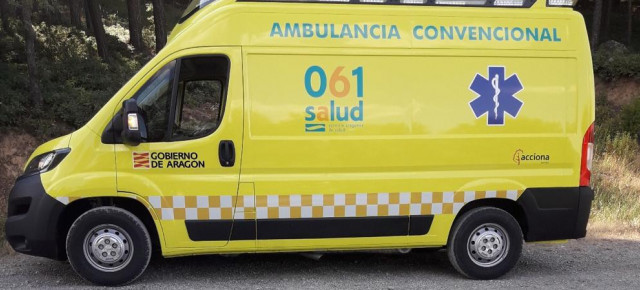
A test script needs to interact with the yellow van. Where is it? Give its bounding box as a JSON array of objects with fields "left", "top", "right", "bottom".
[{"left": 5, "top": 0, "right": 595, "bottom": 285}]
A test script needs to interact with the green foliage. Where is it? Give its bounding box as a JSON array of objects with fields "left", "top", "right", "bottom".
[
  {"left": 601, "top": 131, "right": 639, "bottom": 159},
  {"left": 593, "top": 49, "right": 640, "bottom": 81},
  {"left": 0, "top": 27, "right": 23, "bottom": 62},
  {"left": 594, "top": 95, "right": 623, "bottom": 146},
  {"left": 0, "top": 23, "right": 147, "bottom": 137},
  {"left": 620, "top": 98, "right": 640, "bottom": 137},
  {"left": 594, "top": 94, "right": 640, "bottom": 150},
  {"left": 0, "top": 1, "right": 193, "bottom": 138},
  {"left": 0, "top": 62, "right": 29, "bottom": 128}
]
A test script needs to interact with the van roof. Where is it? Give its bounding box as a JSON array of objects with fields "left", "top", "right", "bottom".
[
  {"left": 167, "top": 0, "right": 582, "bottom": 52},
  {"left": 235, "top": 0, "right": 539, "bottom": 8}
]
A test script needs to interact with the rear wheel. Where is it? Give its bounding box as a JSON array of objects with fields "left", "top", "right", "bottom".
[
  {"left": 447, "top": 207, "right": 522, "bottom": 279},
  {"left": 66, "top": 207, "right": 151, "bottom": 286}
]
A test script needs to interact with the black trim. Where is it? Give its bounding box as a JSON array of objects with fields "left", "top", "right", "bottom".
[
  {"left": 5, "top": 174, "right": 66, "bottom": 260},
  {"left": 186, "top": 220, "right": 235, "bottom": 241},
  {"left": 517, "top": 187, "right": 594, "bottom": 242},
  {"left": 185, "top": 219, "right": 257, "bottom": 241},
  {"left": 185, "top": 215, "right": 434, "bottom": 241},
  {"left": 409, "top": 215, "right": 433, "bottom": 236},
  {"left": 166, "top": 59, "right": 182, "bottom": 140},
  {"left": 218, "top": 140, "right": 236, "bottom": 167},
  {"left": 231, "top": 220, "right": 257, "bottom": 240},
  {"left": 179, "top": 6, "right": 200, "bottom": 24},
  {"left": 236, "top": 0, "right": 537, "bottom": 9},
  {"left": 178, "top": 0, "right": 216, "bottom": 24},
  {"left": 574, "top": 187, "right": 593, "bottom": 238}
]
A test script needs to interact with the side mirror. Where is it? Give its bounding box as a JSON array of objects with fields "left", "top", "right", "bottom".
[{"left": 121, "top": 99, "right": 142, "bottom": 146}]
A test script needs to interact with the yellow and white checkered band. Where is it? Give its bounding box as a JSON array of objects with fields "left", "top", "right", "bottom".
[
  {"left": 142, "top": 190, "right": 523, "bottom": 221},
  {"left": 55, "top": 196, "right": 82, "bottom": 205}
]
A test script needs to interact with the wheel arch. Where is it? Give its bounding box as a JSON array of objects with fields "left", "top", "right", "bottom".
[
  {"left": 57, "top": 197, "right": 162, "bottom": 259},
  {"left": 452, "top": 198, "right": 528, "bottom": 241}
]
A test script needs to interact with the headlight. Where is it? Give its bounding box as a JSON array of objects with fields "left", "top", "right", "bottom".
[
  {"left": 38, "top": 153, "right": 55, "bottom": 170},
  {"left": 24, "top": 148, "right": 71, "bottom": 176}
]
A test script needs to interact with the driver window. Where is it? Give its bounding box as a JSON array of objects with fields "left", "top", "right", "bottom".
[
  {"left": 171, "top": 57, "right": 228, "bottom": 141},
  {"left": 101, "top": 56, "right": 228, "bottom": 145}
]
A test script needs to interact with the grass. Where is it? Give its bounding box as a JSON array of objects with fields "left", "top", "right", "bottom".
[{"left": 591, "top": 132, "right": 640, "bottom": 231}]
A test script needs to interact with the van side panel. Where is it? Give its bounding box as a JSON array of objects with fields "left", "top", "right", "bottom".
[{"left": 241, "top": 45, "right": 582, "bottom": 250}]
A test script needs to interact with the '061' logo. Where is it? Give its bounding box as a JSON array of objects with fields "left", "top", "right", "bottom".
[{"left": 304, "top": 66, "right": 365, "bottom": 133}]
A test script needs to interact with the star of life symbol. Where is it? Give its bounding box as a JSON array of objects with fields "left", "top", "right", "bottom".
[{"left": 469, "top": 66, "right": 524, "bottom": 126}]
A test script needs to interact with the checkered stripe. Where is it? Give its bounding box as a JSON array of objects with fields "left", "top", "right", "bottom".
[
  {"left": 143, "top": 190, "right": 522, "bottom": 221},
  {"left": 145, "top": 195, "right": 247, "bottom": 221},
  {"left": 56, "top": 196, "right": 82, "bottom": 205}
]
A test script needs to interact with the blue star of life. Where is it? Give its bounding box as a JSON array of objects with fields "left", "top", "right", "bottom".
[{"left": 469, "top": 66, "right": 524, "bottom": 126}]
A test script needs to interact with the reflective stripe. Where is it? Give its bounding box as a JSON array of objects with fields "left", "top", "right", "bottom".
[{"left": 140, "top": 190, "right": 523, "bottom": 221}]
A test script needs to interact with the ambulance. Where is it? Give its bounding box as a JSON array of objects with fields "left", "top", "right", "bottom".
[{"left": 5, "top": 0, "right": 595, "bottom": 285}]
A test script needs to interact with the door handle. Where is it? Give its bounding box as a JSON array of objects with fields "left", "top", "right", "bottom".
[{"left": 218, "top": 140, "right": 235, "bottom": 167}]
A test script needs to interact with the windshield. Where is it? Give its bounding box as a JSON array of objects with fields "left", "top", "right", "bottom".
[{"left": 180, "top": 0, "right": 217, "bottom": 23}]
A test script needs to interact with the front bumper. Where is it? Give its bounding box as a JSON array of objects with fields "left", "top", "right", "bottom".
[
  {"left": 518, "top": 186, "right": 594, "bottom": 242},
  {"left": 5, "top": 174, "right": 66, "bottom": 260}
]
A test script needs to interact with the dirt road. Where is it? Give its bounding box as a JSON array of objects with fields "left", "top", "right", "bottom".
[{"left": 1, "top": 235, "right": 639, "bottom": 289}]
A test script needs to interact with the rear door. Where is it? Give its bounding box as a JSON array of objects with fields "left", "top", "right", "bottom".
[{"left": 114, "top": 47, "right": 245, "bottom": 248}]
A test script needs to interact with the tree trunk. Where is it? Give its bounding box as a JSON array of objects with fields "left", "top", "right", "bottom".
[
  {"left": 68, "top": 0, "right": 82, "bottom": 29},
  {"left": 21, "top": 0, "right": 43, "bottom": 107},
  {"left": 86, "top": 0, "right": 109, "bottom": 62},
  {"left": 602, "top": 0, "right": 612, "bottom": 41},
  {"left": 83, "top": 0, "right": 93, "bottom": 35},
  {"left": 127, "top": 0, "right": 144, "bottom": 52},
  {"left": 627, "top": 0, "right": 633, "bottom": 45},
  {"left": 151, "top": 0, "right": 167, "bottom": 52},
  {"left": 591, "top": 0, "right": 604, "bottom": 50},
  {"left": 0, "top": 0, "right": 11, "bottom": 33}
]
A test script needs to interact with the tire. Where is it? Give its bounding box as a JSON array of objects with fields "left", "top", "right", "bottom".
[
  {"left": 66, "top": 206, "right": 152, "bottom": 286},
  {"left": 447, "top": 207, "right": 523, "bottom": 280}
]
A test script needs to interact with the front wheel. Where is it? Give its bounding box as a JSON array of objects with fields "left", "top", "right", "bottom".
[
  {"left": 447, "top": 207, "right": 523, "bottom": 280},
  {"left": 66, "top": 207, "right": 152, "bottom": 286}
]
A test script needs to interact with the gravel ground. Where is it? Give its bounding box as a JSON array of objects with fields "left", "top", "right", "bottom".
[{"left": 0, "top": 237, "right": 639, "bottom": 289}]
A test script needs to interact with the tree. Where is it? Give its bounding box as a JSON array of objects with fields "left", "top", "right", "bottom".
[
  {"left": 0, "top": 0, "right": 11, "bottom": 33},
  {"left": 85, "top": 0, "right": 109, "bottom": 61},
  {"left": 126, "top": 0, "right": 144, "bottom": 52},
  {"left": 627, "top": 0, "right": 633, "bottom": 45},
  {"left": 34, "top": 0, "right": 64, "bottom": 25},
  {"left": 151, "top": 0, "right": 167, "bottom": 52},
  {"left": 83, "top": 0, "right": 93, "bottom": 35},
  {"left": 68, "top": 0, "right": 82, "bottom": 29},
  {"left": 592, "top": 0, "right": 604, "bottom": 50},
  {"left": 602, "top": 0, "right": 613, "bottom": 42},
  {"left": 21, "top": 0, "right": 43, "bottom": 107}
]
